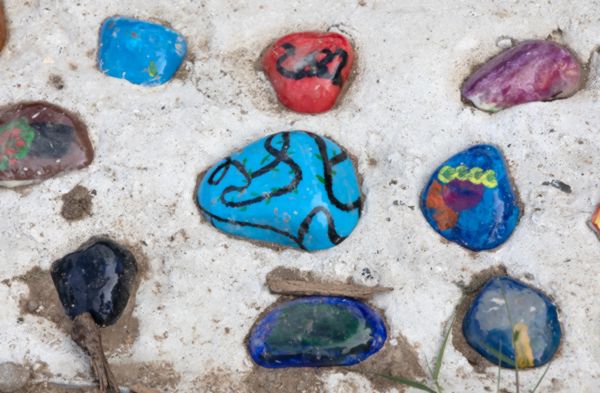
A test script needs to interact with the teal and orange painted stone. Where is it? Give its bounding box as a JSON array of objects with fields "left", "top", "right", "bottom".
[
  {"left": 463, "top": 276, "right": 561, "bottom": 369},
  {"left": 420, "top": 144, "right": 520, "bottom": 251},
  {"left": 0, "top": 102, "right": 93, "bottom": 187},
  {"left": 248, "top": 296, "right": 386, "bottom": 368},
  {"left": 196, "top": 131, "right": 362, "bottom": 251}
]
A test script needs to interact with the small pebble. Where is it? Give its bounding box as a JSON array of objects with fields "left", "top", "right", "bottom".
[{"left": 0, "top": 362, "right": 30, "bottom": 393}]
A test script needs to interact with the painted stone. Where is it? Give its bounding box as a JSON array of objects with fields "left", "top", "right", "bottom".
[
  {"left": 420, "top": 144, "right": 520, "bottom": 251},
  {"left": 0, "top": 2, "right": 6, "bottom": 52},
  {"left": 462, "top": 40, "right": 582, "bottom": 112},
  {"left": 0, "top": 102, "right": 93, "bottom": 188},
  {"left": 590, "top": 204, "right": 600, "bottom": 239},
  {"left": 262, "top": 32, "right": 354, "bottom": 113},
  {"left": 51, "top": 238, "right": 137, "bottom": 327},
  {"left": 97, "top": 16, "right": 187, "bottom": 86},
  {"left": 196, "top": 131, "right": 362, "bottom": 251},
  {"left": 248, "top": 296, "right": 386, "bottom": 368},
  {"left": 463, "top": 276, "right": 561, "bottom": 369}
]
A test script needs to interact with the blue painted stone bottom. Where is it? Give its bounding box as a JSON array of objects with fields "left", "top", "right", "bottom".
[{"left": 463, "top": 276, "right": 561, "bottom": 369}]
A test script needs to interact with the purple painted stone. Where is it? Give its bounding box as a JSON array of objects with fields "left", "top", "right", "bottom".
[{"left": 462, "top": 40, "right": 582, "bottom": 112}]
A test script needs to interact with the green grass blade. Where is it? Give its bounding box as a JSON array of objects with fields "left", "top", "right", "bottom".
[
  {"left": 529, "top": 362, "right": 551, "bottom": 393},
  {"left": 482, "top": 344, "right": 516, "bottom": 368},
  {"left": 433, "top": 314, "right": 455, "bottom": 383},
  {"left": 496, "top": 343, "right": 502, "bottom": 393},
  {"left": 374, "top": 374, "right": 437, "bottom": 393}
]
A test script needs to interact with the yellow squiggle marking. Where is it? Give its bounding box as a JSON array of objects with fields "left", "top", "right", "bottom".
[
  {"left": 512, "top": 322, "right": 535, "bottom": 369},
  {"left": 437, "top": 165, "right": 498, "bottom": 188}
]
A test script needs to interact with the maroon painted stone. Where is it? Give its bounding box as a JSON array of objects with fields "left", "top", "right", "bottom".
[
  {"left": 262, "top": 32, "right": 354, "bottom": 114},
  {"left": 462, "top": 40, "right": 582, "bottom": 112},
  {"left": 0, "top": 102, "right": 93, "bottom": 187}
]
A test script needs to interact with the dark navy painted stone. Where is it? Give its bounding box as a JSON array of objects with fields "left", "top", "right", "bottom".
[
  {"left": 196, "top": 131, "right": 362, "bottom": 251},
  {"left": 97, "top": 17, "right": 187, "bottom": 86},
  {"left": 51, "top": 239, "right": 137, "bottom": 327},
  {"left": 248, "top": 297, "right": 386, "bottom": 368},
  {"left": 420, "top": 144, "right": 520, "bottom": 251},
  {"left": 463, "top": 276, "right": 561, "bottom": 369}
]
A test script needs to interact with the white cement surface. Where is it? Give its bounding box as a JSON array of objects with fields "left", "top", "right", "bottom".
[{"left": 1, "top": 0, "right": 600, "bottom": 392}]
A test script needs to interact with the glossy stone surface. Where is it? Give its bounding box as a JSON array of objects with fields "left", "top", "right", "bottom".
[
  {"left": 248, "top": 296, "right": 386, "bottom": 368},
  {"left": 0, "top": 102, "right": 94, "bottom": 188},
  {"left": 51, "top": 239, "right": 137, "bottom": 327},
  {"left": 462, "top": 40, "right": 582, "bottom": 112},
  {"left": 0, "top": 3, "right": 7, "bottom": 52},
  {"left": 263, "top": 32, "right": 354, "bottom": 113},
  {"left": 463, "top": 276, "right": 561, "bottom": 369},
  {"left": 196, "top": 131, "right": 362, "bottom": 251},
  {"left": 98, "top": 17, "right": 187, "bottom": 86},
  {"left": 591, "top": 204, "right": 600, "bottom": 239},
  {"left": 420, "top": 144, "right": 520, "bottom": 251}
]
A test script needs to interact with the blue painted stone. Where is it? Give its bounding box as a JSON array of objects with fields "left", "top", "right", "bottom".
[
  {"left": 196, "top": 131, "right": 362, "bottom": 251},
  {"left": 50, "top": 238, "right": 137, "bottom": 327},
  {"left": 420, "top": 144, "right": 520, "bottom": 251},
  {"left": 463, "top": 276, "right": 561, "bottom": 369},
  {"left": 97, "top": 17, "right": 187, "bottom": 86},
  {"left": 248, "top": 296, "right": 387, "bottom": 368}
]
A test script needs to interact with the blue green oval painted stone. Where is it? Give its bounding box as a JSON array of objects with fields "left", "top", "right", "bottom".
[
  {"left": 420, "top": 144, "right": 521, "bottom": 251},
  {"left": 196, "top": 131, "right": 362, "bottom": 251},
  {"left": 463, "top": 276, "right": 561, "bottom": 369},
  {"left": 248, "top": 297, "right": 387, "bottom": 368},
  {"left": 97, "top": 17, "right": 187, "bottom": 86}
]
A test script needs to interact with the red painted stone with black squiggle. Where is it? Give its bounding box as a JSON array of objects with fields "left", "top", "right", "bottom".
[{"left": 262, "top": 32, "right": 354, "bottom": 114}]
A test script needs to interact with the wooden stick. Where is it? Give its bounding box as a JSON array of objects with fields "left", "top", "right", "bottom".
[
  {"left": 267, "top": 276, "right": 393, "bottom": 299},
  {"left": 71, "top": 313, "right": 120, "bottom": 393}
]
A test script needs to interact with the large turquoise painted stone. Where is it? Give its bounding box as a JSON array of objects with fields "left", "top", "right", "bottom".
[
  {"left": 196, "top": 131, "right": 362, "bottom": 251},
  {"left": 420, "top": 145, "right": 520, "bottom": 251},
  {"left": 463, "top": 276, "right": 561, "bottom": 369},
  {"left": 248, "top": 296, "right": 386, "bottom": 368},
  {"left": 97, "top": 17, "right": 187, "bottom": 86}
]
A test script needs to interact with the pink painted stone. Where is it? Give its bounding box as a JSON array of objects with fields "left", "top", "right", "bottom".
[{"left": 461, "top": 40, "right": 583, "bottom": 112}]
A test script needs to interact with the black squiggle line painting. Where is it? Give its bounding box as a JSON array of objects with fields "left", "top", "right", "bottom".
[
  {"left": 198, "top": 131, "right": 362, "bottom": 250},
  {"left": 276, "top": 43, "right": 349, "bottom": 86}
]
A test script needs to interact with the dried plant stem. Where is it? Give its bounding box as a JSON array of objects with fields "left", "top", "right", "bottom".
[{"left": 71, "top": 313, "right": 120, "bottom": 393}]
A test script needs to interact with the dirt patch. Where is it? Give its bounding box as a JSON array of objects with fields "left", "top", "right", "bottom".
[
  {"left": 48, "top": 74, "right": 65, "bottom": 90},
  {"left": 451, "top": 265, "right": 508, "bottom": 373},
  {"left": 112, "top": 361, "right": 181, "bottom": 392},
  {"left": 60, "top": 185, "right": 93, "bottom": 221},
  {"left": 14, "top": 239, "right": 149, "bottom": 354}
]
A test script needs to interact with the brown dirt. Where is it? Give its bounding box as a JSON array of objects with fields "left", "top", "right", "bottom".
[
  {"left": 60, "top": 185, "right": 93, "bottom": 221},
  {"left": 14, "top": 238, "right": 150, "bottom": 354},
  {"left": 451, "top": 265, "right": 509, "bottom": 373},
  {"left": 266, "top": 266, "right": 392, "bottom": 299},
  {"left": 112, "top": 361, "right": 181, "bottom": 392},
  {"left": 48, "top": 74, "right": 65, "bottom": 90}
]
